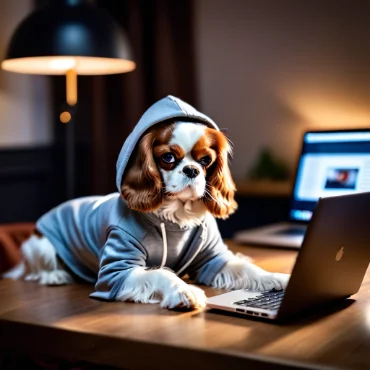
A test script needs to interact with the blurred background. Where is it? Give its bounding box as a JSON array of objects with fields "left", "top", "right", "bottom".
[{"left": 1, "top": 0, "right": 370, "bottom": 237}]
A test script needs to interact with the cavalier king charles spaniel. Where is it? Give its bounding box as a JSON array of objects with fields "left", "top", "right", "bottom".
[
  {"left": 117, "top": 121, "right": 289, "bottom": 308},
  {"left": 5, "top": 120, "right": 289, "bottom": 310}
]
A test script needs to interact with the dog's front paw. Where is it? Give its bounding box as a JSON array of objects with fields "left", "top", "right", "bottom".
[
  {"left": 258, "top": 272, "right": 290, "bottom": 291},
  {"left": 160, "top": 283, "right": 207, "bottom": 310},
  {"left": 25, "top": 269, "right": 73, "bottom": 286}
]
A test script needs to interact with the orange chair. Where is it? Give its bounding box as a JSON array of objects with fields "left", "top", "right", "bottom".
[{"left": 0, "top": 223, "right": 35, "bottom": 274}]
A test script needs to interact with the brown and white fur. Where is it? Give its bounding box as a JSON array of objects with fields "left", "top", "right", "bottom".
[{"left": 5, "top": 122, "right": 289, "bottom": 310}]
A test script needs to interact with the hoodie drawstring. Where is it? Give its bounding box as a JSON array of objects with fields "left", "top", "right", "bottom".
[
  {"left": 159, "top": 221, "right": 207, "bottom": 275},
  {"left": 160, "top": 223, "right": 168, "bottom": 268},
  {"left": 175, "top": 221, "right": 207, "bottom": 276}
]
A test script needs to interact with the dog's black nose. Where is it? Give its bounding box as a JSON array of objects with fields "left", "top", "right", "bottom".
[{"left": 183, "top": 165, "right": 199, "bottom": 179}]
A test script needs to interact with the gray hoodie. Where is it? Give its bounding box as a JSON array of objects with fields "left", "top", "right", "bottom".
[{"left": 36, "top": 95, "right": 232, "bottom": 300}]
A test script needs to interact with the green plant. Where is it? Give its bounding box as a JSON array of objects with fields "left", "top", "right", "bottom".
[{"left": 247, "top": 148, "right": 290, "bottom": 181}]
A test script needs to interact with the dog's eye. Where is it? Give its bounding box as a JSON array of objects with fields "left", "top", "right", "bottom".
[
  {"left": 199, "top": 156, "right": 212, "bottom": 167},
  {"left": 161, "top": 153, "right": 176, "bottom": 164}
]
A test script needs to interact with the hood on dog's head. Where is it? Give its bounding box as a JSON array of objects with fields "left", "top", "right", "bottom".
[
  {"left": 116, "top": 95, "right": 219, "bottom": 193},
  {"left": 117, "top": 95, "right": 236, "bottom": 216}
]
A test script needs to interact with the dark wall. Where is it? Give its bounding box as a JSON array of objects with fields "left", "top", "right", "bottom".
[{"left": 0, "top": 147, "right": 58, "bottom": 223}]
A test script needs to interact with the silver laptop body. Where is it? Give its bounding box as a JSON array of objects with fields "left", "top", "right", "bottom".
[
  {"left": 208, "top": 193, "right": 370, "bottom": 321},
  {"left": 234, "top": 129, "right": 370, "bottom": 248}
]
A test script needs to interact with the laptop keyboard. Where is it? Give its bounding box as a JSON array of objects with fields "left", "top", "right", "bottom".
[{"left": 234, "top": 289, "right": 284, "bottom": 310}]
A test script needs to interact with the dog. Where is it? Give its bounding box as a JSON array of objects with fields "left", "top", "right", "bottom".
[{"left": 4, "top": 96, "right": 289, "bottom": 310}]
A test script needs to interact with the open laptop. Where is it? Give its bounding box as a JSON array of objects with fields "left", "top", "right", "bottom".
[
  {"left": 234, "top": 129, "right": 370, "bottom": 248},
  {"left": 208, "top": 192, "right": 370, "bottom": 321}
]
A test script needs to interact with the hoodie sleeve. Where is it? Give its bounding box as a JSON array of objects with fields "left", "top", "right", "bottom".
[
  {"left": 185, "top": 215, "right": 233, "bottom": 286},
  {"left": 89, "top": 227, "right": 147, "bottom": 301}
]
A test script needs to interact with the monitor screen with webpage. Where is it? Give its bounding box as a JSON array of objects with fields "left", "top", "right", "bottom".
[{"left": 290, "top": 130, "right": 370, "bottom": 222}]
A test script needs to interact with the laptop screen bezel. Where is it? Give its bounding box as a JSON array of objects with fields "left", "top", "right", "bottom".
[{"left": 289, "top": 127, "right": 370, "bottom": 224}]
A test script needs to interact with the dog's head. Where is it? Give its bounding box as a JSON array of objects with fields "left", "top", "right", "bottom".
[{"left": 121, "top": 122, "right": 237, "bottom": 219}]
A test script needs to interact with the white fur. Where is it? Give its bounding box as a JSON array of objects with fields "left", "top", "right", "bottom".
[
  {"left": 116, "top": 267, "right": 207, "bottom": 309},
  {"left": 152, "top": 197, "right": 207, "bottom": 228},
  {"left": 2, "top": 262, "right": 26, "bottom": 279},
  {"left": 213, "top": 253, "right": 290, "bottom": 291},
  {"left": 161, "top": 123, "right": 207, "bottom": 199},
  {"left": 169, "top": 123, "right": 206, "bottom": 153},
  {"left": 5, "top": 235, "right": 73, "bottom": 285}
]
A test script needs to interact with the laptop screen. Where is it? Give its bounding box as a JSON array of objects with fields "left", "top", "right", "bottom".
[{"left": 290, "top": 130, "right": 370, "bottom": 222}]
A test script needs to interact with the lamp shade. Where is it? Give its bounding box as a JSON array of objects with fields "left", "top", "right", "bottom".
[{"left": 1, "top": 0, "right": 136, "bottom": 75}]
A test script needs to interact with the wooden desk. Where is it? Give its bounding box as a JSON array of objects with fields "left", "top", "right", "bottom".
[{"left": 0, "top": 243, "right": 369, "bottom": 370}]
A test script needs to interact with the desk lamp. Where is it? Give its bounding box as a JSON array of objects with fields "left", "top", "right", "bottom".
[{"left": 1, "top": 0, "right": 136, "bottom": 199}]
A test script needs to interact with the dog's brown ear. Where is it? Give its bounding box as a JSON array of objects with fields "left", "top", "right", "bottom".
[
  {"left": 121, "top": 131, "right": 163, "bottom": 212},
  {"left": 203, "top": 129, "right": 238, "bottom": 219}
]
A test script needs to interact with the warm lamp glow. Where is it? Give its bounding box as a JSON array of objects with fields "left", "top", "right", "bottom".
[
  {"left": 66, "top": 68, "right": 77, "bottom": 106},
  {"left": 1, "top": 0, "right": 136, "bottom": 200},
  {"left": 60, "top": 111, "right": 72, "bottom": 123},
  {"left": 1, "top": 56, "right": 136, "bottom": 75},
  {"left": 50, "top": 57, "right": 76, "bottom": 71},
  {"left": 2, "top": 56, "right": 136, "bottom": 106}
]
